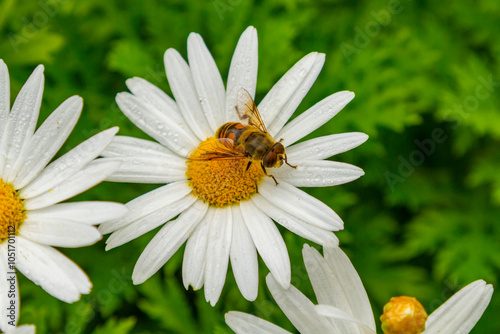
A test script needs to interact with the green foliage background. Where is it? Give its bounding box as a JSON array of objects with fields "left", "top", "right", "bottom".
[{"left": 1, "top": 0, "right": 499, "bottom": 332}]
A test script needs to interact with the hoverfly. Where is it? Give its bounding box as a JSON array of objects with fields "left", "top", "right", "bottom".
[{"left": 191, "top": 88, "right": 296, "bottom": 185}]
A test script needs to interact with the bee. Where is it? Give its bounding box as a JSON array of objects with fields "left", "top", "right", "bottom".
[{"left": 192, "top": 88, "right": 296, "bottom": 185}]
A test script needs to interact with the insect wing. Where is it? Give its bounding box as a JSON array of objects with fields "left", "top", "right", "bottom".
[
  {"left": 188, "top": 138, "right": 247, "bottom": 161},
  {"left": 235, "top": 88, "right": 267, "bottom": 133}
]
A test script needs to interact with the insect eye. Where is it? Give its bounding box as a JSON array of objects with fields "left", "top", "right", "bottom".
[{"left": 263, "top": 152, "right": 277, "bottom": 167}]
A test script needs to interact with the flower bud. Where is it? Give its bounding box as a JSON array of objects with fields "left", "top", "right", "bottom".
[{"left": 380, "top": 296, "right": 428, "bottom": 334}]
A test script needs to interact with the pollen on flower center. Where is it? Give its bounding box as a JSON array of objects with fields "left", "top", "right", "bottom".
[
  {"left": 186, "top": 137, "right": 264, "bottom": 207},
  {"left": 380, "top": 296, "right": 428, "bottom": 334},
  {"left": 0, "top": 178, "right": 25, "bottom": 240}
]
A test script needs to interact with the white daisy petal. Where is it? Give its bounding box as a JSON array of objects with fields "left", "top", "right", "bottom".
[
  {"left": 105, "top": 194, "right": 197, "bottom": 249},
  {"left": 251, "top": 194, "right": 339, "bottom": 245},
  {"left": 104, "top": 156, "right": 186, "bottom": 184},
  {"left": 240, "top": 200, "right": 290, "bottom": 289},
  {"left": 102, "top": 135, "right": 178, "bottom": 159},
  {"left": 15, "top": 237, "right": 91, "bottom": 303},
  {"left": 230, "top": 206, "right": 259, "bottom": 301},
  {"left": 188, "top": 33, "right": 226, "bottom": 132},
  {"left": 303, "top": 245, "right": 350, "bottom": 308},
  {"left": 182, "top": 216, "right": 210, "bottom": 291},
  {"left": 20, "top": 127, "right": 118, "bottom": 199},
  {"left": 132, "top": 200, "right": 208, "bottom": 284},
  {"left": 258, "top": 178, "right": 343, "bottom": 231},
  {"left": 116, "top": 92, "right": 197, "bottom": 156},
  {"left": 0, "top": 59, "right": 9, "bottom": 124},
  {"left": 225, "top": 26, "right": 258, "bottom": 122},
  {"left": 99, "top": 180, "right": 192, "bottom": 234},
  {"left": 0, "top": 247, "right": 18, "bottom": 331},
  {"left": 273, "top": 160, "right": 364, "bottom": 188},
  {"left": 315, "top": 305, "right": 376, "bottom": 334},
  {"left": 3, "top": 65, "right": 44, "bottom": 181},
  {"left": 12, "top": 96, "right": 83, "bottom": 189},
  {"left": 459, "top": 285, "right": 494, "bottom": 331},
  {"left": 262, "top": 52, "right": 325, "bottom": 137},
  {"left": 266, "top": 274, "right": 334, "bottom": 333},
  {"left": 27, "top": 201, "right": 127, "bottom": 225},
  {"left": 19, "top": 218, "right": 101, "bottom": 248},
  {"left": 11, "top": 324, "right": 36, "bottom": 334},
  {"left": 204, "top": 207, "right": 232, "bottom": 306},
  {"left": 286, "top": 132, "right": 369, "bottom": 161},
  {"left": 225, "top": 311, "right": 292, "bottom": 334},
  {"left": 40, "top": 242, "right": 93, "bottom": 296},
  {"left": 125, "top": 77, "right": 193, "bottom": 137},
  {"left": 0, "top": 60, "right": 10, "bottom": 175},
  {"left": 320, "top": 244, "right": 376, "bottom": 330},
  {"left": 277, "top": 91, "right": 355, "bottom": 147},
  {"left": 302, "top": 247, "right": 368, "bottom": 334},
  {"left": 23, "top": 159, "right": 121, "bottom": 210},
  {"left": 165, "top": 48, "right": 212, "bottom": 140},
  {"left": 424, "top": 280, "right": 494, "bottom": 334}
]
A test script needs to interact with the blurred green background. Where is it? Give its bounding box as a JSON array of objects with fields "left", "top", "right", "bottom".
[{"left": 1, "top": 0, "right": 499, "bottom": 332}]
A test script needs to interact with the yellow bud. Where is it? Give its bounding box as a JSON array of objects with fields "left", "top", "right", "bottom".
[{"left": 380, "top": 296, "right": 428, "bottom": 334}]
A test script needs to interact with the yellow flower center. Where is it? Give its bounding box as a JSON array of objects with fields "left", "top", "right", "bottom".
[
  {"left": 186, "top": 137, "right": 264, "bottom": 207},
  {"left": 0, "top": 179, "right": 25, "bottom": 240},
  {"left": 380, "top": 296, "right": 428, "bottom": 334}
]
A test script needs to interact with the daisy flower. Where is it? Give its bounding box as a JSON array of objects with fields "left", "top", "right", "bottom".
[
  {"left": 225, "top": 243, "right": 494, "bottom": 334},
  {"left": 99, "top": 26, "right": 367, "bottom": 305},
  {"left": 0, "top": 60, "right": 127, "bottom": 332}
]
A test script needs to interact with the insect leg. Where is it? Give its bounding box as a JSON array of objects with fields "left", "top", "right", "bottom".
[
  {"left": 261, "top": 163, "right": 279, "bottom": 185},
  {"left": 284, "top": 154, "right": 297, "bottom": 169},
  {"left": 246, "top": 160, "right": 252, "bottom": 171}
]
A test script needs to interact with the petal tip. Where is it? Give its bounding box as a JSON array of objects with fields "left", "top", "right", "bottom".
[
  {"left": 132, "top": 273, "right": 146, "bottom": 285},
  {"left": 125, "top": 77, "right": 143, "bottom": 90},
  {"left": 302, "top": 243, "right": 313, "bottom": 252},
  {"left": 115, "top": 91, "right": 130, "bottom": 102},
  {"left": 69, "top": 95, "right": 84, "bottom": 109},
  {"left": 241, "top": 26, "right": 258, "bottom": 40},
  {"left": 108, "top": 126, "right": 120, "bottom": 136},
  {"left": 359, "top": 132, "right": 369, "bottom": 142},
  {"left": 35, "top": 64, "right": 45, "bottom": 73},
  {"left": 164, "top": 47, "right": 180, "bottom": 60},
  {"left": 187, "top": 32, "right": 202, "bottom": 42},
  {"left": 317, "top": 52, "right": 326, "bottom": 63}
]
